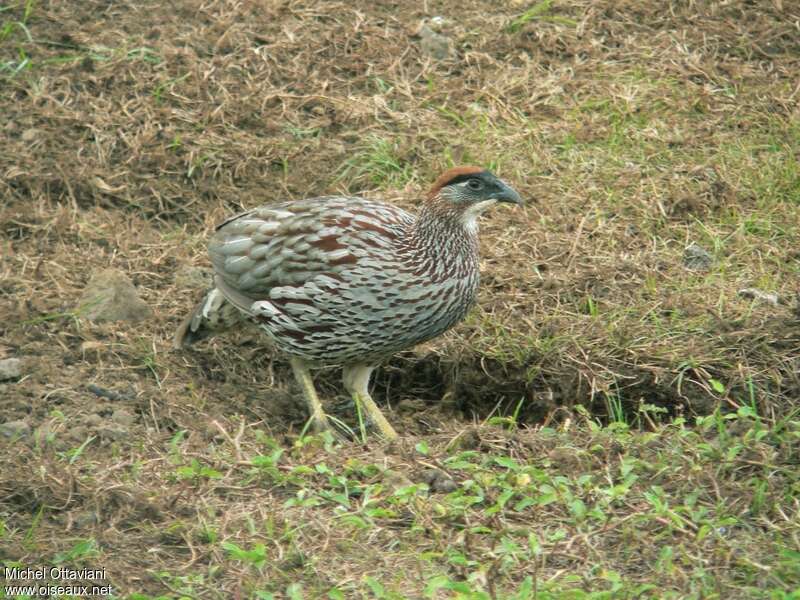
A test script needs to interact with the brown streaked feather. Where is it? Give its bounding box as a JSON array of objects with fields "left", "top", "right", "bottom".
[
  {"left": 328, "top": 253, "right": 359, "bottom": 266},
  {"left": 310, "top": 236, "right": 348, "bottom": 252},
  {"left": 175, "top": 167, "right": 519, "bottom": 367},
  {"left": 427, "top": 165, "right": 486, "bottom": 199}
]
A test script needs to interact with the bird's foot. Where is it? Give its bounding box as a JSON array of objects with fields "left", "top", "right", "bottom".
[{"left": 353, "top": 392, "right": 399, "bottom": 441}]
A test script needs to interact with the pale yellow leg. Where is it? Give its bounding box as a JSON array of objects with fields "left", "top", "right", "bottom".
[
  {"left": 289, "top": 358, "right": 332, "bottom": 434},
  {"left": 343, "top": 364, "right": 399, "bottom": 440}
]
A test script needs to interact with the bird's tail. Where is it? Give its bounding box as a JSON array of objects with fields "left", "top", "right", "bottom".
[{"left": 173, "top": 288, "right": 245, "bottom": 349}]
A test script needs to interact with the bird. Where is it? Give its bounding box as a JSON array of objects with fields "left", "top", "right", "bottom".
[{"left": 174, "top": 166, "right": 522, "bottom": 439}]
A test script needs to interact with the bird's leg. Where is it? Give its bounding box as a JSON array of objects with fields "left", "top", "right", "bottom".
[
  {"left": 342, "top": 364, "right": 399, "bottom": 440},
  {"left": 289, "top": 357, "right": 332, "bottom": 434}
]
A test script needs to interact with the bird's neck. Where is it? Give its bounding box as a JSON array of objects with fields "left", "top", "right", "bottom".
[{"left": 408, "top": 202, "right": 480, "bottom": 275}]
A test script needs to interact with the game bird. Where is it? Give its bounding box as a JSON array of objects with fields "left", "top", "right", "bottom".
[{"left": 174, "top": 166, "right": 522, "bottom": 439}]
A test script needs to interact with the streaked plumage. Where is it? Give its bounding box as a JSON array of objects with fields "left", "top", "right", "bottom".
[{"left": 175, "top": 166, "right": 522, "bottom": 439}]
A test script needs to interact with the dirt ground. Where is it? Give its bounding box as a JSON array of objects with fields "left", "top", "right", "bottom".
[{"left": 1, "top": 0, "right": 799, "bottom": 598}]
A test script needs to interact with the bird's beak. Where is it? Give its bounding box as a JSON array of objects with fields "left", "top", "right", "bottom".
[{"left": 495, "top": 181, "right": 523, "bottom": 205}]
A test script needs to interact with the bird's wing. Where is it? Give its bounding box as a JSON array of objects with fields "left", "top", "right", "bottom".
[{"left": 207, "top": 196, "right": 413, "bottom": 314}]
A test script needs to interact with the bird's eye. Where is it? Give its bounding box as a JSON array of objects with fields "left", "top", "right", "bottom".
[{"left": 467, "top": 179, "right": 483, "bottom": 190}]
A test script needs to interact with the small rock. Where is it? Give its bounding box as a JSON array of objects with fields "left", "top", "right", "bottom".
[
  {"left": 98, "top": 426, "right": 129, "bottom": 441},
  {"left": 683, "top": 242, "right": 714, "bottom": 271},
  {"left": 418, "top": 469, "right": 458, "bottom": 493},
  {"left": 68, "top": 425, "right": 89, "bottom": 444},
  {"left": 78, "top": 268, "right": 152, "bottom": 323},
  {"left": 427, "top": 16, "right": 449, "bottom": 31},
  {"left": 87, "top": 384, "right": 129, "bottom": 401},
  {"left": 21, "top": 128, "right": 40, "bottom": 142},
  {"left": 111, "top": 409, "right": 136, "bottom": 427},
  {"left": 419, "top": 469, "right": 440, "bottom": 485},
  {"left": 72, "top": 511, "right": 100, "bottom": 530},
  {"left": 431, "top": 476, "right": 458, "bottom": 493},
  {"left": 445, "top": 428, "right": 481, "bottom": 451},
  {"left": 383, "top": 469, "right": 414, "bottom": 491},
  {"left": 418, "top": 24, "right": 453, "bottom": 60},
  {"left": 738, "top": 288, "right": 781, "bottom": 307},
  {"left": 548, "top": 446, "right": 576, "bottom": 463},
  {"left": 0, "top": 358, "right": 22, "bottom": 380},
  {"left": 0, "top": 420, "right": 31, "bottom": 439},
  {"left": 84, "top": 413, "right": 103, "bottom": 427}
]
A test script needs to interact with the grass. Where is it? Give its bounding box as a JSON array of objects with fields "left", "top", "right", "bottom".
[
  {"left": 337, "top": 135, "right": 416, "bottom": 190},
  {"left": 1, "top": 0, "right": 163, "bottom": 78},
  {"left": 1, "top": 0, "right": 799, "bottom": 596},
  {"left": 507, "top": 0, "right": 577, "bottom": 32},
  {"left": 3, "top": 412, "right": 797, "bottom": 597}
]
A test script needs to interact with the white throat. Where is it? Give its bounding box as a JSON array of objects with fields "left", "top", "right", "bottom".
[{"left": 460, "top": 199, "right": 497, "bottom": 232}]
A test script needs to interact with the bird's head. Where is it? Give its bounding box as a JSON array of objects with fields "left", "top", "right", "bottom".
[{"left": 425, "top": 166, "right": 522, "bottom": 228}]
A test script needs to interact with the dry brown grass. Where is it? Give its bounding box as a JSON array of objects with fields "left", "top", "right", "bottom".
[{"left": 1, "top": 0, "right": 799, "bottom": 597}]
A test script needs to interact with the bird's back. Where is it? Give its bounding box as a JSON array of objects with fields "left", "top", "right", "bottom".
[{"left": 176, "top": 195, "right": 480, "bottom": 363}]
